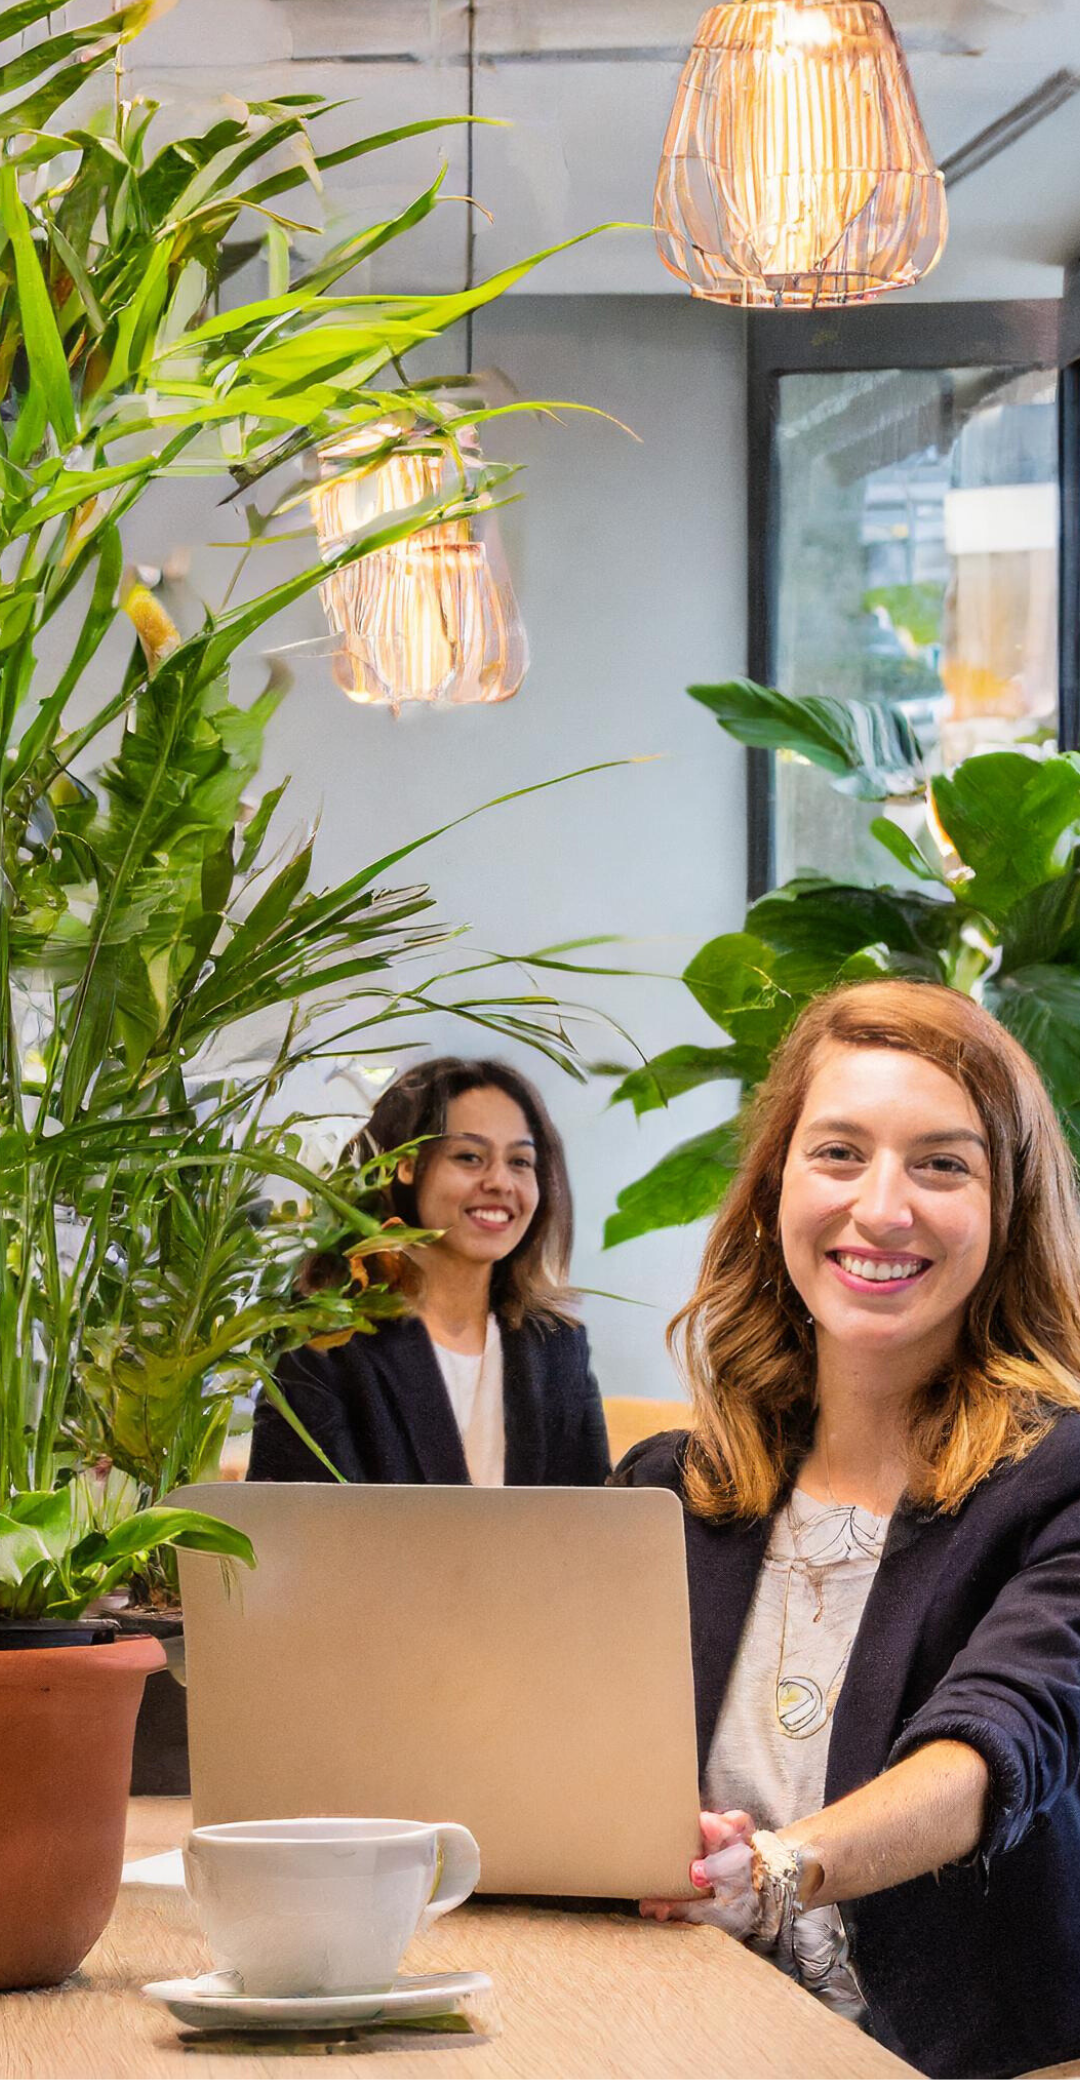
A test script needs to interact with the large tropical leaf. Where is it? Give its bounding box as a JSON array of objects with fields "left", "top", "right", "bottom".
[
  {"left": 996, "top": 873, "right": 1080, "bottom": 975},
  {"left": 609, "top": 1046, "right": 751, "bottom": 1117},
  {"left": 682, "top": 933, "right": 793, "bottom": 1069},
  {"left": 746, "top": 879, "right": 955, "bottom": 982},
  {"left": 689, "top": 679, "right": 926, "bottom": 800},
  {"left": 931, "top": 755, "right": 1080, "bottom": 921},
  {"left": 984, "top": 965, "right": 1080, "bottom": 1114},
  {"left": 604, "top": 1121, "right": 744, "bottom": 1248}
]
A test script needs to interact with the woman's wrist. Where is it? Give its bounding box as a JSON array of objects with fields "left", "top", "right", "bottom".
[{"left": 750, "top": 1830, "right": 826, "bottom": 1941}]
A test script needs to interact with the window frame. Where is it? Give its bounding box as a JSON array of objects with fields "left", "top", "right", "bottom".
[{"left": 745, "top": 299, "right": 1066, "bottom": 901}]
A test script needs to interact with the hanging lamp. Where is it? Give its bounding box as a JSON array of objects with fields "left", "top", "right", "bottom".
[
  {"left": 654, "top": 1, "right": 948, "bottom": 307},
  {"left": 310, "top": 418, "right": 528, "bottom": 711},
  {"left": 310, "top": 0, "right": 528, "bottom": 711}
]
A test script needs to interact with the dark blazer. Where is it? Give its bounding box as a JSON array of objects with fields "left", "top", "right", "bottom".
[
  {"left": 248, "top": 1314, "right": 611, "bottom": 1487},
  {"left": 614, "top": 1417, "right": 1080, "bottom": 2080}
]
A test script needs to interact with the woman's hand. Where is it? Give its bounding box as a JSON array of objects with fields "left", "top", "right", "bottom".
[{"left": 640, "top": 1809, "right": 762, "bottom": 1941}]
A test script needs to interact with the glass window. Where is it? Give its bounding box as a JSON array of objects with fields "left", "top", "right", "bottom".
[{"left": 773, "top": 366, "right": 1059, "bottom": 886}]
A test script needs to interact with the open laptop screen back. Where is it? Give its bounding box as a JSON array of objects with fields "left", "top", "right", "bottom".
[{"left": 173, "top": 1483, "right": 701, "bottom": 1900}]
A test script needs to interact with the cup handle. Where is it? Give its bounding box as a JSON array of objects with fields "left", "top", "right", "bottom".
[{"left": 418, "top": 1824, "right": 481, "bottom": 1930}]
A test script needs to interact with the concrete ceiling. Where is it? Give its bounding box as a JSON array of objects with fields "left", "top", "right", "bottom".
[{"left": 127, "top": 0, "right": 1080, "bottom": 299}]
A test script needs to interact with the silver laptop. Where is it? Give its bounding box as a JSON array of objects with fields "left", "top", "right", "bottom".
[{"left": 172, "top": 1483, "right": 701, "bottom": 1900}]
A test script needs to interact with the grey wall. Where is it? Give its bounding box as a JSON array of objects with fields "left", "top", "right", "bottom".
[{"left": 246, "top": 293, "right": 750, "bottom": 1404}]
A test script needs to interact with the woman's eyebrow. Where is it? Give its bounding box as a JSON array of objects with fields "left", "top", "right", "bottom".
[
  {"left": 446, "top": 1132, "right": 536, "bottom": 1149},
  {"left": 803, "top": 1117, "right": 988, "bottom": 1154},
  {"left": 913, "top": 1129, "right": 989, "bottom": 1152}
]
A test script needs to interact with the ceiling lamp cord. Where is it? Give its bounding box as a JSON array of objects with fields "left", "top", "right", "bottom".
[
  {"left": 465, "top": 0, "right": 477, "bottom": 375},
  {"left": 654, "top": 0, "right": 949, "bottom": 308}
]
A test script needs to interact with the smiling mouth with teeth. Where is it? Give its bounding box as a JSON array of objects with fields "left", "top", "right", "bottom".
[
  {"left": 467, "top": 1208, "right": 514, "bottom": 1228},
  {"left": 829, "top": 1252, "right": 932, "bottom": 1285}
]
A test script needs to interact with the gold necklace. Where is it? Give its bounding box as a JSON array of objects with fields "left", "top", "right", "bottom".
[{"left": 774, "top": 1498, "right": 888, "bottom": 1741}]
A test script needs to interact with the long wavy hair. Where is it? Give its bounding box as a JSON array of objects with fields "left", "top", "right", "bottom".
[
  {"left": 672, "top": 980, "right": 1080, "bottom": 1521},
  {"left": 304, "top": 1057, "right": 576, "bottom": 1331}
]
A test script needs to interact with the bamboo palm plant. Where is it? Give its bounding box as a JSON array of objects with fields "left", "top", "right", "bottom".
[{"left": 0, "top": 0, "right": 608, "bottom": 1616}]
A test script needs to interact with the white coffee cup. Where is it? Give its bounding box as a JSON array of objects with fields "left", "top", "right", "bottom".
[{"left": 183, "top": 1817, "right": 481, "bottom": 1997}]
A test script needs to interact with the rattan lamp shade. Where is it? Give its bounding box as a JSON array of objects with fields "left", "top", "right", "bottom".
[
  {"left": 655, "top": 1, "right": 948, "bottom": 307},
  {"left": 310, "top": 422, "right": 528, "bottom": 712}
]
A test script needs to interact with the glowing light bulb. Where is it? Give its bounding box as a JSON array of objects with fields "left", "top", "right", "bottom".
[
  {"left": 655, "top": 0, "right": 948, "bottom": 307},
  {"left": 309, "top": 419, "right": 528, "bottom": 712}
]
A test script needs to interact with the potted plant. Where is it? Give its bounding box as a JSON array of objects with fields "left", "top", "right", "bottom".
[
  {"left": 605, "top": 677, "right": 1080, "bottom": 1243},
  {"left": 0, "top": 1481, "right": 255, "bottom": 1988},
  {"left": 0, "top": 0, "right": 612, "bottom": 1982}
]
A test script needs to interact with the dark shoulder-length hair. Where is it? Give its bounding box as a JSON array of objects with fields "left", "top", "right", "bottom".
[
  {"left": 307, "top": 1057, "right": 577, "bottom": 1332},
  {"left": 671, "top": 979, "right": 1080, "bottom": 1523}
]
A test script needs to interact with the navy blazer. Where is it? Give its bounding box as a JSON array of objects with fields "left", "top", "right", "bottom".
[
  {"left": 248, "top": 1313, "right": 611, "bottom": 1487},
  {"left": 614, "top": 1417, "right": 1080, "bottom": 2080}
]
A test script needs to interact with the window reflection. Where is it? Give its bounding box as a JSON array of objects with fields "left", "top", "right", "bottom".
[{"left": 773, "top": 366, "right": 1059, "bottom": 886}]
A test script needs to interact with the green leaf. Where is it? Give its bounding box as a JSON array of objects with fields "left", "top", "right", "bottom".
[
  {"left": 610, "top": 1045, "right": 750, "bottom": 1117},
  {"left": 43, "top": 218, "right": 106, "bottom": 332},
  {"left": 225, "top": 841, "right": 313, "bottom": 955},
  {"left": 997, "top": 873, "right": 1080, "bottom": 975},
  {"left": 0, "top": 1513, "right": 53, "bottom": 1587},
  {"left": 931, "top": 755, "right": 1080, "bottom": 920},
  {"left": 0, "top": 1, "right": 78, "bottom": 37},
  {"left": 746, "top": 880, "right": 954, "bottom": 986},
  {"left": 73, "top": 1506, "right": 255, "bottom": 1571},
  {"left": 682, "top": 933, "right": 792, "bottom": 1065},
  {"left": 237, "top": 777, "right": 289, "bottom": 874},
  {"left": 9, "top": 523, "right": 122, "bottom": 783},
  {"left": 265, "top": 220, "right": 290, "bottom": 299},
  {"left": 0, "top": 4, "right": 148, "bottom": 101},
  {"left": 0, "top": 53, "right": 126, "bottom": 139},
  {"left": 0, "top": 586, "right": 36, "bottom": 653},
  {"left": 984, "top": 965, "right": 1080, "bottom": 1112},
  {"left": 1, "top": 163, "right": 76, "bottom": 449},
  {"left": 254, "top": 1369, "right": 347, "bottom": 1482},
  {"left": 689, "top": 679, "right": 926, "bottom": 800},
  {"left": 292, "top": 168, "right": 446, "bottom": 294},
  {"left": 870, "top": 817, "right": 946, "bottom": 885},
  {"left": 604, "top": 1122, "right": 743, "bottom": 1248},
  {"left": 5, "top": 1487, "right": 75, "bottom": 1559},
  {"left": 238, "top": 114, "right": 497, "bottom": 211}
]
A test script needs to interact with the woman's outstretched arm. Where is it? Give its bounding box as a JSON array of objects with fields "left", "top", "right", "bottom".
[
  {"left": 641, "top": 1740, "right": 988, "bottom": 1930},
  {"left": 779, "top": 1739, "right": 989, "bottom": 1906}
]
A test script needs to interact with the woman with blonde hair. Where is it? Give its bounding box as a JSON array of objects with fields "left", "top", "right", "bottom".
[{"left": 623, "top": 980, "right": 1080, "bottom": 2078}]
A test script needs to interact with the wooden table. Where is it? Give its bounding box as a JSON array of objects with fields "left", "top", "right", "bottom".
[{"left": 0, "top": 1799, "right": 921, "bottom": 2080}]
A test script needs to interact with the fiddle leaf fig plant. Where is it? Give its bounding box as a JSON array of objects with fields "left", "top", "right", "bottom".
[
  {"left": 605, "top": 678, "right": 1080, "bottom": 1246},
  {"left": 0, "top": 0, "right": 612, "bottom": 1611}
]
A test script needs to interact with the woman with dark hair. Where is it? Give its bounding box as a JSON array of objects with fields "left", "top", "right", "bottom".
[
  {"left": 248, "top": 1057, "right": 610, "bottom": 1488},
  {"left": 622, "top": 980, "right": 1080, "bottom": 2078}
]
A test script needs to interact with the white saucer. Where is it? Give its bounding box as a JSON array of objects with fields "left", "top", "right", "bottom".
[{"left": 142, "top": 1969, "right": 492, "bottom": 2032}]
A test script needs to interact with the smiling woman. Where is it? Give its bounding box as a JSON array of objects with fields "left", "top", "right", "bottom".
[
  {"left": 778, "top": 1043, "right": 994, "bottom": 1502},
  {"left": 616, "top": 980, "right": 1080, "bottom": 2077},
  {"left": 247, "top": 1059, "right": 610, "bottom": 1490}
]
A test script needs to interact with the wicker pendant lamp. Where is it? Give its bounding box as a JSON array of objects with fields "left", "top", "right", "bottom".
[
  {"left": 311, "top": 0, "right": 527, "bottom": 711},
  {"left": 310, "top": 420, "right": 528, "bottom": 712},
  {"left": 655, "top": 1, "right": 948, "bottom": 307}
]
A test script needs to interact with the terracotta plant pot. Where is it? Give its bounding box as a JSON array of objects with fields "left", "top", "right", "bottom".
[{"left": 0, "top": 1634, "right": 165, "bottom": 1989}]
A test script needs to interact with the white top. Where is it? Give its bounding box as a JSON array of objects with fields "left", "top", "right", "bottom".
[
  {"left": 430, "top": 1314, "right": 505, "bottom": 1488},
  {"left": 704, "top": 1488, "right": 890, "bottom": 2025}
]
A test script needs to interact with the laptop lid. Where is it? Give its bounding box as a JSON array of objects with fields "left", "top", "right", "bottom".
[{"left": 172, "top": 1483, "right": 701, "bottom": 1900}]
